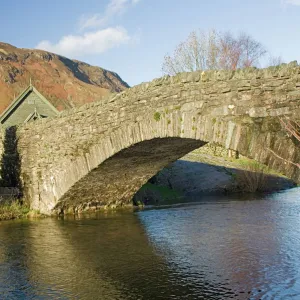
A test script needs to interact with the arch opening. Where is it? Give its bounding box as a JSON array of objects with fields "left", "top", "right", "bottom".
[{"left": 53, "top": 138, "right": 206, "bottom": 214}]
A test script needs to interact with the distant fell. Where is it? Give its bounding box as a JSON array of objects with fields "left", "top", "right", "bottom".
[{"left": 0, "top": 42, "right": 129, "bottom": 113}]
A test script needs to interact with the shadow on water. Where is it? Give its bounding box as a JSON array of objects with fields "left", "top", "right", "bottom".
[
  {"left": 0, "top": 126, "right": 22, "bottom": 197},
  {"left": 0, "top": 212, "right": 237, "bottom": 300}
]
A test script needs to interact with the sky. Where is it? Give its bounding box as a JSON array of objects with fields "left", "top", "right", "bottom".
[{"left": 0, "top": 0, "right": 300, "bottom": 86}]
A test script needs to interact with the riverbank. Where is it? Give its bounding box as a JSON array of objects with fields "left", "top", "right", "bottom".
[
  {"left": 0, "top": 200, "right": 40, "bottom": 221},
  {"left": 134, "top": 144, "right": 297, "bottom": 205}
]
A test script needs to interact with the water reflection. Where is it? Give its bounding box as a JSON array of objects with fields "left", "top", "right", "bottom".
[
  {"left": 0, "top": 188, "right": 299, "bottom": 299},
  {"left": 138, "top": 188, "right": 300, "bottom": 299},
  {"left": 0, "top": 212, "right": 199, "bottom": 299}
]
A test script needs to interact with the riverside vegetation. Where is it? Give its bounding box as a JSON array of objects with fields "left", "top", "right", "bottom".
[{"left": 0, "top": 200, "right": 34, "bottom": 221}]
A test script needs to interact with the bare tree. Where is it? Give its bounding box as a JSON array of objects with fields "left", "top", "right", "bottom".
[
  {"left": 238, "top": 32, "right": 267, "bottom": 68},
  {"left": 279, "top": 117, "right": 300, "bottom": 142},
  {"left": 268, "top": 117, "right": 300, "bottom": 169},
  {"left": 162, "top": 29, "right": 267, "bottom": 75},
  {"left": 218, "top": 31, "right": 241, "bottom": 70},
  {"left": 267, "top": 55, "right": 284, "bottom": 67},
  {"left": 162, "top": 30, "right": 219, "bottom": 75}
]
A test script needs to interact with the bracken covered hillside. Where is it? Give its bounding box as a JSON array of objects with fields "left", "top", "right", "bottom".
[{"left": 0, "top": 42, "right": 129, "bottom": 113}]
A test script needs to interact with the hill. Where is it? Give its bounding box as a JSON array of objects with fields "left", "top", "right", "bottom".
[{"left": 0, "top": 42, "right": 129, "bottom": 113}]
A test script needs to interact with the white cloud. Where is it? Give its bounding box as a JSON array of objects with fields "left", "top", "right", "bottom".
[
  {"left": 282, "top": 0, "right": 300, "bottom": 5},
  {"left": 35, "top": 0, "right": 140, "bottom": 58},
  {"left": 79, "top": 0, "right": 140, "bottom": 31},
  {"left": 36, "top": 27, "right": 130, "bottom": 57}
]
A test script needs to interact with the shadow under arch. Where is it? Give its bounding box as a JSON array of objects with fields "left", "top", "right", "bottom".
[{"left": 54, "top": 137, "right": 206, "bottom": 214}]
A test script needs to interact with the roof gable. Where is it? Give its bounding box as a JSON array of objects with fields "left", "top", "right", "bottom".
[{"left": 0, "top": 84, "right": 59, "bottom": 125}]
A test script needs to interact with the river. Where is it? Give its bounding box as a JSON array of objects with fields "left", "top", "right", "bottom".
[{"left": 0, "top": 188, "right": 300, "bottom": 299}]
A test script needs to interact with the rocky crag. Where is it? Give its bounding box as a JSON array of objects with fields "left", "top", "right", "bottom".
[{"left": 0, "top": 42, "right": 129, "bottom": 113}]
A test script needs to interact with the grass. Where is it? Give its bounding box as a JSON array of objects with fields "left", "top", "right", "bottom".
[
  {"left": 133, "top": 182, "right": 182, "bottom": 206},
  {"left": 153, "top": 112, "right": 161, "bottom": 121},
  {"left": 181, "top": 143, "right": 292, "bottom": 193},
  {"left": 0, "top": 200, "right": 38, "bottom": 221}
]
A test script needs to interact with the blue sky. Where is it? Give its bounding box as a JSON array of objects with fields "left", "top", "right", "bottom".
[{"left": 0, "top": 0, "right": 300, "bottom": 86}]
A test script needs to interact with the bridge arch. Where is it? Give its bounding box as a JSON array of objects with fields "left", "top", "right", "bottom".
[{"left": 16, "top": 65, "right": 300, "bottom": 214}]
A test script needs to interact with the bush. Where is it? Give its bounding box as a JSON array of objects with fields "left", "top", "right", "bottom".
[
  {"left": 235, "top": 161, "right": 268, "bottom": 193},
  {"left": 0, "top": 200, "right": 30, "bottom": 221}
]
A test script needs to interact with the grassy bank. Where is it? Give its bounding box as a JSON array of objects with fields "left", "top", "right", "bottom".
[
  {"left": 0, "top": 200, "right": 39, "bottom": 221},
  {"left": 133, "top": 182, "right": 183, "bottom": 206},
  {"left": 133, "top": 143, "right": 296, "bottom": 206}
]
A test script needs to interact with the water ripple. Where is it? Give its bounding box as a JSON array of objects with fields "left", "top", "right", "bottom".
[{"left": 0, "top": 188, "right": 299, "bottom": 299}]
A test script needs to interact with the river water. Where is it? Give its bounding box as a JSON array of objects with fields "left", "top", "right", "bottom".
[{"left": 0, "top": 188, "right": 300, "bottom": 299}]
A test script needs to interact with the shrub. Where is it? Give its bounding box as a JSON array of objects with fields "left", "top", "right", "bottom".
[
  {"left": 235, "top": 161, "right": 268, "bottom": 192},
  {"left": 0, "top": 200, "right": 30, "bottom": 221}
]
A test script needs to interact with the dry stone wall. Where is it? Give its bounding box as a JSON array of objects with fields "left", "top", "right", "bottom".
[{"left": 14, "top": 62, "right": 300, "bottom": 214}]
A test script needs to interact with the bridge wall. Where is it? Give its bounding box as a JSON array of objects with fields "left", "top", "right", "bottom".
[{"left": 15, "top": 63, "right": 300, "bottom": 214}]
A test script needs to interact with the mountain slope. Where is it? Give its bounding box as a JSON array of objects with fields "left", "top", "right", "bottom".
[{"left": 0, "top": 42, "right": 129, "bottom": 113}]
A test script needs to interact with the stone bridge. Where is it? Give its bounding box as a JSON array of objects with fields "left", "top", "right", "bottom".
[{"left": 8, "top": 63, "right": 300, "bottom": 214}]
